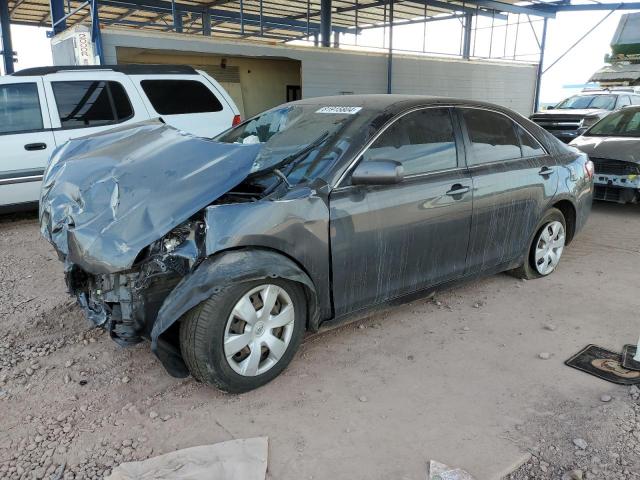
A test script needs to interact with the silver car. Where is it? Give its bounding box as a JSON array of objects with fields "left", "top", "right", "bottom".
[{"left": 571, "top": 106, "right": 640, "bottom": 203}]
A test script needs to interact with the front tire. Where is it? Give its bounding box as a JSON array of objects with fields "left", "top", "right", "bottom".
[
  {"left": 179, "top": 279, "right": 306, "bottom": 393},
  {"left": 510, "top": 208, "right": 566, "bottom": 280}
]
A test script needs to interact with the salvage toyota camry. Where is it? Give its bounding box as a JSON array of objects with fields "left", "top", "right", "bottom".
[{"left": 40, "top": 95, "right": 594, "bottom": 392}]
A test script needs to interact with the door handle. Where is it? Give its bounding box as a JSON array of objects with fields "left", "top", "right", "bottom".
[
  {"left": 446, "top": 184, "right": 470, "bottom": 197},
  {"left": 24, "top": 143, "right": 47, "bottom": 151},
  {"left": 538, "top": 166, "right": 554, "bottom": 177}
]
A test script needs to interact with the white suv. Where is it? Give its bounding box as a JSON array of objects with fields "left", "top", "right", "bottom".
[{"left": 0, "top": 64, "right": 241, "bottom": 212}]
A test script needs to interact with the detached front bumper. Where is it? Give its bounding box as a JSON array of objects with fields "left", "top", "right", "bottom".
[{"left": 593, "top": 171, "right": 640, "bottom": 204}]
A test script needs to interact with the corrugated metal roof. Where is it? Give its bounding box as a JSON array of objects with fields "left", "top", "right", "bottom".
[
  {"left": 6, "top": 0, "right": 534, "bottom": 42},
  {"left": 590, "top": 62, "right": 640, "bottom": 82}
]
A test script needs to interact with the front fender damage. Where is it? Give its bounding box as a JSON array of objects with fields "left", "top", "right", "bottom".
[{"left": 150, "top": 249, "right": 319, "bottom": 378}]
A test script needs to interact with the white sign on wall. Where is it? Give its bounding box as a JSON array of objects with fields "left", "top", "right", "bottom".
[{"left": 74, "top": 30, "right": 96, "bottom": 66}]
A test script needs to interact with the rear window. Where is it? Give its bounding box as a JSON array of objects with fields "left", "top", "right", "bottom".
[
  {"left": 0, "top": 83, "right": 43, "bottom": 134},
  {"left": 52, "top": 81, "right": 134, "bottom": 129},
  {"left": 461, "top": 109, "right": 522, "bottom": 164},
  {"left": 140, "top": 79, "right": 223, "bottom": 115}
]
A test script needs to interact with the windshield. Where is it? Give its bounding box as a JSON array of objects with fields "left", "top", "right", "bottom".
[
  {"left": 216, "top": 104, "right": 365, "bottom": 183},
  {"left": 555, "top": 94, "right": 617, "bottom": 110},
  {"left": 586, "top": 108, "right": 640, "bottom": 137}
]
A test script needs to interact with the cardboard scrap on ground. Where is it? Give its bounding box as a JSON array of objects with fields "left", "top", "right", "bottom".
[
  {"left": 427, "top": 460, "right": 476, "bottom": 480},
  {"left": 106, "top": 437, "right": 268, "bottom": 480}
]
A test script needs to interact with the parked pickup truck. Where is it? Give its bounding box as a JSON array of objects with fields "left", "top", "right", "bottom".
[
  {"left": 0, "top": 64, "right": 241, "bottom": 212},
  {"left": 530, "top": 88, "right": 640, "bottom": 143}
]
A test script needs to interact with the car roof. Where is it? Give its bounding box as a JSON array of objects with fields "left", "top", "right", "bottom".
[
  {"left": 289, "top": 94, "right": 517, "bottom": 115},
  {"left": 12, "top": 64, "right": 198, "bottom": 77}
]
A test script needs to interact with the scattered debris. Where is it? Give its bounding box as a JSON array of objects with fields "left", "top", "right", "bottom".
[
  {"left": 566, "top": 345, "right": 640, "bottom": 385},
  {"left": 572, "top": 438, "right": 588, "bottom": 450},
  {"left": 600, "top": 394, "right": 612, "bottom": 403},
  {"left": 622, "top": 344, "right": 640, "bottom": 371},
  {"left": 539, "top": 352, "right": 551, "bottom": 360},
  {"left": 543, "top": 323, "right": 557, "bottom": 332},
  {"left": 358, "top": 396, "right": 368, "bottom": 403},
  {"left": 561, "top": 469, "right": 583, "bottom": 480},
  {"left": 427, "top": 460, "right": 476, "bottom": 480},
  {"left": 106, "top": 438, "right": 268, "bottom": 480}
]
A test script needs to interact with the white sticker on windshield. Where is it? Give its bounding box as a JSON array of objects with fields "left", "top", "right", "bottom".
[{"left": 316, "top": 106, "right": 362, "bottom": 115}]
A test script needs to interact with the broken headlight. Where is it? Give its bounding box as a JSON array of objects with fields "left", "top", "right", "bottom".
[{"left": 158, "top": 222, "right": 192, "bottom": 254}]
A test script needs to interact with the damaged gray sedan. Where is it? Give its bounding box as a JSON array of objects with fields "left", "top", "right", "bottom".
[{"left": 40, "top": 95, "right": 594, "bottom": 392}]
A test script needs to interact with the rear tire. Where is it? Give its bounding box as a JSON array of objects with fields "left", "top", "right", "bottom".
[
  {"left": 509, "top": 208, "right": 566, "bottom": 280},
  {"left": 179, "top": 279, "right": 306, "bottom": 393}
]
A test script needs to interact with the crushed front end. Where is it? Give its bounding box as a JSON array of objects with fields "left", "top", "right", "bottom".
[
  {"left": 38, "top": 120, "right": 260, "bottom": 348},
  {"left": 64, "top": 220, "right": 206, "bottom": 346}
]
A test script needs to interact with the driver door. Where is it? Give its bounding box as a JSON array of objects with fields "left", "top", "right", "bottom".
[{"left": 329, "top": 107, "right": 473, "bottom": 317}]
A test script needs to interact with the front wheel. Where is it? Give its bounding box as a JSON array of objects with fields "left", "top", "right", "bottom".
[
  {"left": 510, "top": 208, "right": 566, "bottom": 280},
  {"left": 179, "top": 279, "right": 307, "bottom": 393}
]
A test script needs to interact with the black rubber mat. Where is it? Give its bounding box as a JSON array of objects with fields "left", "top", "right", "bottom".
[
  {"left": 565, "top": 345, "right": 640, "bottom": 385},
  {"left": 622, "top": 344, "right": 640, "bottom": 372}
]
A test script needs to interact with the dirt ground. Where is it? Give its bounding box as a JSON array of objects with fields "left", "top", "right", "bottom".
[{"left": 1, "top": 202, "right": 639, "bottom": 480}]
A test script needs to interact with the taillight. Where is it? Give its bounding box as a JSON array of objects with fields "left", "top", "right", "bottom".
[
  {"left": 232, "top": 114, "right": 242, "bottom": 127},
  {"left": 585, "top": 159, "right": 594, "bottom": 179}
]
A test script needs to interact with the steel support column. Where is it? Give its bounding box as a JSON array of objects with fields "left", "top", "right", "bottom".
[
  {"left": 386, "top": 0, "right": 394, "bottom": 94},
  {"left": 320, "top": 0, "right": 331, "bottom": 47},
  {"left": 202, "top": 9, "right": 211, "bottom": 35},
  {"left": 49, "top": 0, "right": 66, "bottom": 33},
  {"left": 0, "top": 0, "right": 14, "bottom": 74},
  {"left": 462, "top": 12, "right": 472, "bottom": 59},
  {"left": 171, "top": 0, "right": 182, "bottom": 32},
  {"left": 533, "top": 17, "right": 547, "bottom": 113},
  {"left": 91, "top": 0, "right": 104, "bottom": 64}
]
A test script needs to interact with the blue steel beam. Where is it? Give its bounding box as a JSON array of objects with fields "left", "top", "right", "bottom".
[
  {"left": 91, "top": 0, "right": 105, "bottom": 63},
  {"left": 1, "top": 0, "right": 15, "bottom": 74},
  {"left": 465, "top": 0, "right": 555, "bottom": 18},
  {"left": 97, "top": 0, "right": 352, "bottom": 33},
  {"left": 49, "top": 0, "right": 67, "bottom": 32},
  {"left": 320, "top": 0, "right": 331, "bottom": 46},
  {"left": 354, "top": 11, "right": 465, "bottom": 30},
  {"left": 334, "top": 0, "right": 508, "bottom": 21},
  {"left": 552, "top": 1, "right": 640, "bottom": 11}
]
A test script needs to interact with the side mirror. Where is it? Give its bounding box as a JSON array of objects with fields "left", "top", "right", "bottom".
[
  {"left": 546, "top": 105, "right": 554, "bottom": 110},
  {"left": 351, "top": 160, "right": 404, "bottom": 186}
]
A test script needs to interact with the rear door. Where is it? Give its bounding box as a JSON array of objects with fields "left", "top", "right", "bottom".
[
  {"left": 457, "top": 107, "right": 558, "bottom": 273},
  {"left": 0, "top": 78, "right": 56, "bottom": 208},
  {"left": 131, "top": 75, "right": 236, "bottom": 137},
  {"left": 43, "top": 71, "right": 149, "bottom": 146},
  {"left": 329, "top": 107, "right": 473, "bottom": 316}
]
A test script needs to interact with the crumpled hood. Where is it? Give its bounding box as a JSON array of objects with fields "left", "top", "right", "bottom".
[
  {"left": 40, "top": 120, "right": 261, "bottom": 274},
  {"left": 570, "top": 136, "right": 640, "bottom": 163}
]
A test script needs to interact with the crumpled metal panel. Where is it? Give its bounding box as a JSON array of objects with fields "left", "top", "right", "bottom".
[
  {"left": 39, "top": 120, "right": 261, "bottom": 274},
  {"left": 150, "top": 249, "right": 319, "bottom": 377}
]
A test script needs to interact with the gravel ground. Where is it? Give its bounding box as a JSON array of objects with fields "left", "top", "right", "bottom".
[
  {"left": 507, "top": 385, "right": 640, "bottom": 480},
  {"left": 0, "top": 203, "right": 639, "bottom": 480}
]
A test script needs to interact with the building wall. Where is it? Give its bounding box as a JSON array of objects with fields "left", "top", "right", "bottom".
[{"left": 92, "top": 28, "right": 538, "bottom": 115}]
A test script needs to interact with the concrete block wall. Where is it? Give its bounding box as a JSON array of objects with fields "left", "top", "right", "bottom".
[{"left": 93, "top": 28, "right": 537, "bottom": 115}]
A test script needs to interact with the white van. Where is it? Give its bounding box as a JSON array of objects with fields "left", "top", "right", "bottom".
[{"left": 0, "top": 64, "right": 241, "bottom": 212}]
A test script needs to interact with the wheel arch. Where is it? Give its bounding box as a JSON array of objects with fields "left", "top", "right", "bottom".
[
  {"left": 150, "top": 246, "right": 320, "bottom": 378},
  {"left": 551, "top": 198, "right": 577, "bottom": 245}
]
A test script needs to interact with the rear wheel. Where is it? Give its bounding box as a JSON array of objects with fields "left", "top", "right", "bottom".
[
  {"left": 510, "top": 208, "right": 566, "bottom": 280},
  {"left": 179, "top": 279, "right": 306, "bottom": 393}
]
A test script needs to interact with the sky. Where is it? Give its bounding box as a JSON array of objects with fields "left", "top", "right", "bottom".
[{"left": 2, "top": 8, "right": 638, "bottom": 105}]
